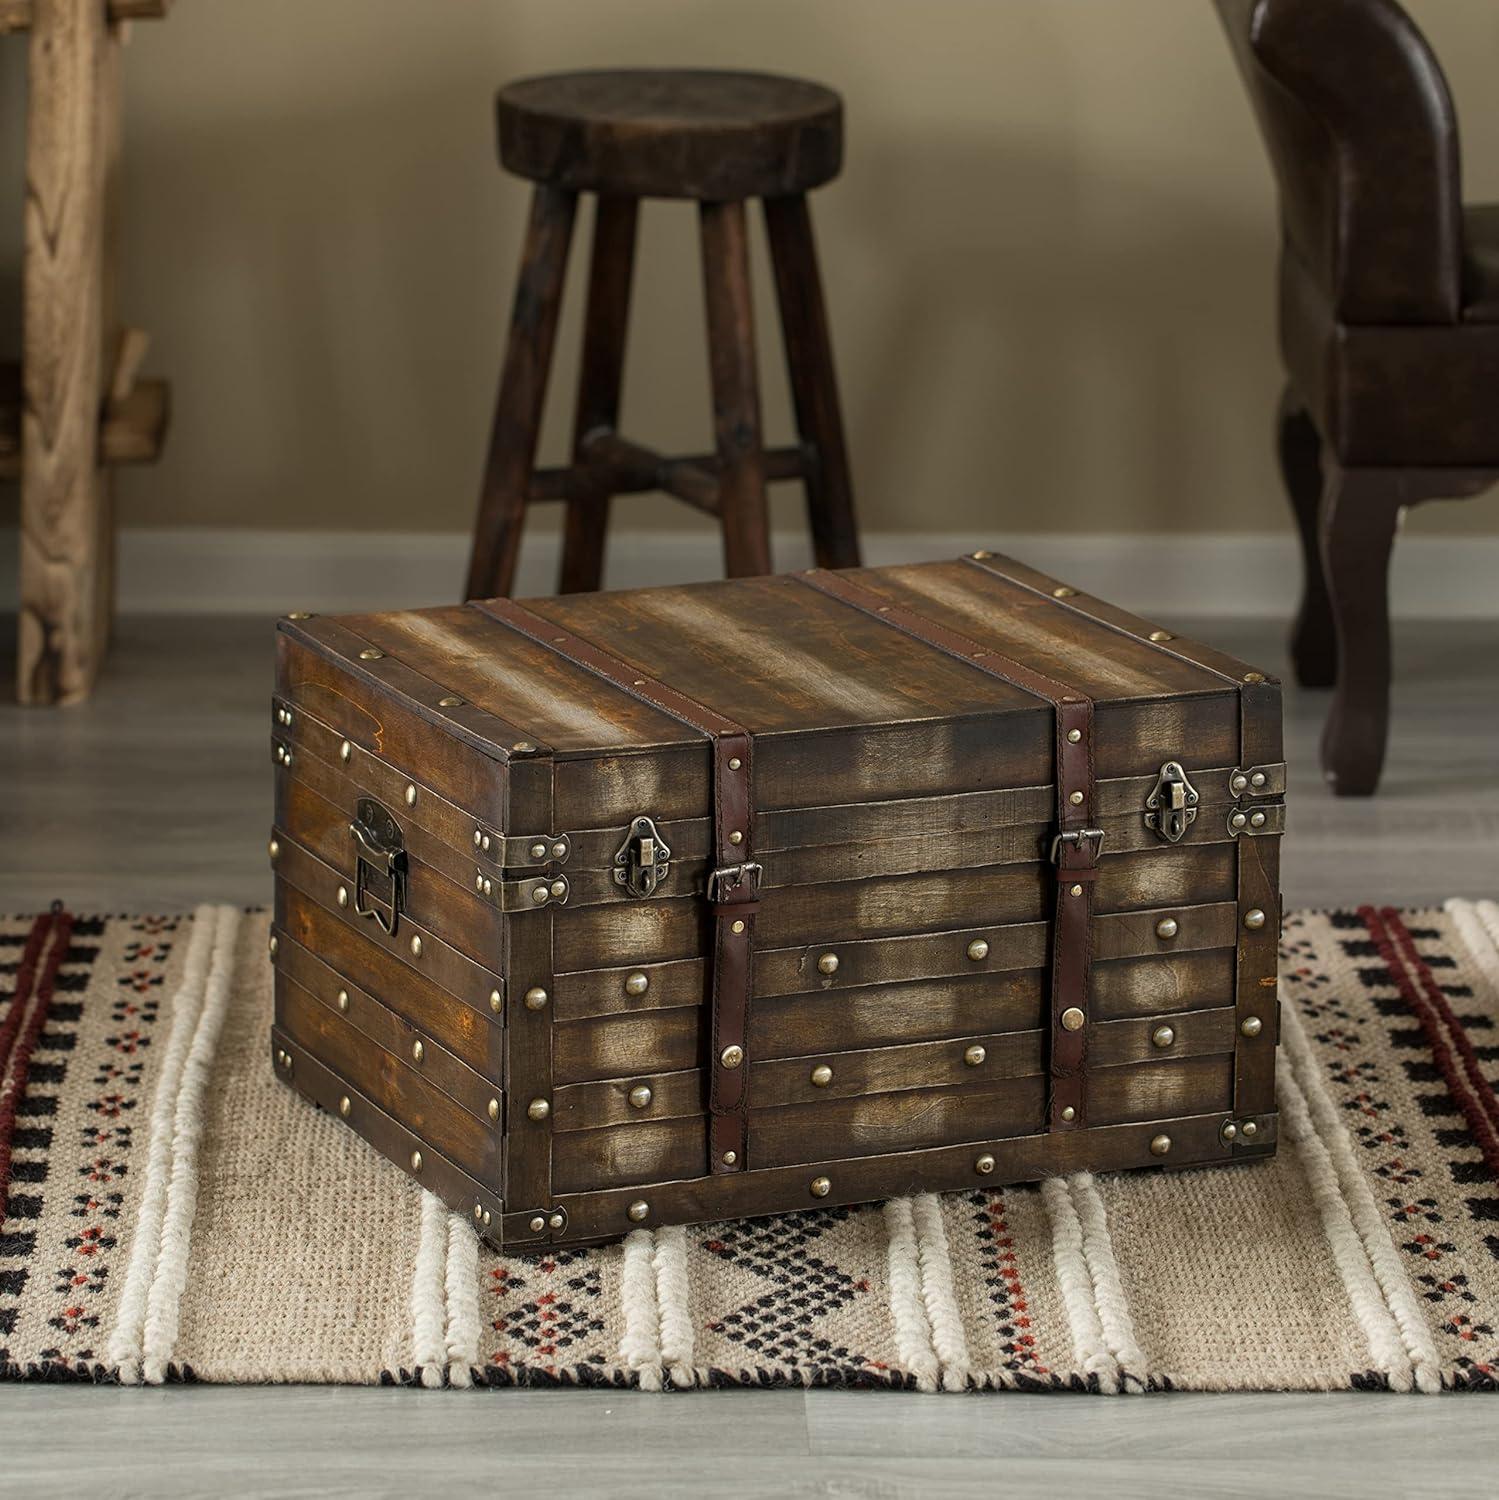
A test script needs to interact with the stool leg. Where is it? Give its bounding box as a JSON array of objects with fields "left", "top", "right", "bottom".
[
  {"left": 465, "top": 185, "right": 577, "bottom": 601},
  {"left": 560, "top": 195, "right": 639, "bottom": 594},
  {"left": 764, "top": 195, "right": 860, "bottom": 569},
  {"left": 700, "top": 200, "right": 771, "bottom": 577},
  {"left": 1277, "top": 386, "right": 1334, "bottom": 688}
]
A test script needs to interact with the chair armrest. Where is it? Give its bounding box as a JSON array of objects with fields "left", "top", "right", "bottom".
[{"left": 1225, "top": 0, "right": 1462, "bottom": 324}]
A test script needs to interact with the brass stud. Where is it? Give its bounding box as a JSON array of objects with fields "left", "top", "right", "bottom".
[
  {"left": 339, "top": 1096, "right": 351, "bottom": 1118},
  {"left": 1249, "top": 810, "right": 1267, "bottom": 829},
  {"left": 964, "top": 1044, "right": 987, "bottom": 1067},
  {"left": 409, "top": 935, "right": 423, "bottom": 958},
  {"left": 970, "top": 549, "right": 994, "bottom": 560},
  {"left": 475, "top": 874, "right": 484, "bottom": 893},
  {"left": 624, "top": 971, "right": 650, "bottom": 997},
  {"left": 482, "top": 1210, "right": 491, "bottom": 1227},
  {"left": 552, "top": 842, "right": 567, "bottom": 859},
  {"left": 1230, "top": 811, "right": 1248, "bottom": 830},
  {"left": 1243, "top": 672, "right": 1266, "bottom": 683},
  {"left": 1241, "top": 1120, "right": 1258, "bottom": 1139},
  {"left": 439, "top": 695, "right": 463, "bottom": 707},
  {"left": 1250, "top": 771, "right": 1267, "bottom": 790},
  {"left": 1061, "top": 1007, "right": 1085, "bottom": 1032},
  {"left": 811, "top": 1064, "right": 833, "bottom": 1088},
  {"left": 1067, "top": 728, "right": 1082, "bottom": 743},
  {"left": 358, "top": 647, "right": 384, "bottom": 661},
  {"left": 1240, "top": 1015, "right": 1263, "bottom": 1038},
  {"left": 1070, "top": 883, "right": 1083, "bottom": 897},
  {"left": 337, "top": 885, "right": 349, "bottom": 908},
  {"left": 967, "top": 938, "right": 990, "bottom": 961},
  {"left": 728, "top": 757, "right": 742, "bottom": 771},
  {"left": 1068, "top": 790, "right": 1085, "bottom": 806},
  {"left": 286, "top": 610, "right": 312, "bottom": 620},
  {"left": 1221, "top": 1120, "right": 1239, "bottom": 1144},
  {"left": 483, "top": 879, "right": 493, "bottom": 898},
  {"left": 512, "top": 742, "right": 536, "bottom": 754},
  {"left": 530, "top": 842, "right": 547, "bottom": 859},
  {"left": 268, "top": 837, "right": 280, "bottom": 862},
  {"left": 1052, "top": 585, "right": 1077, "bottom": 599},
  {"left": 549, "top": 879, "right": 567, "bottom": 898},
  {"left": 481, "top": 835, "right": 491, "bottom": 852},
  {"left": 523, "top": 986, "right": 546, "bottom": 1011},
  {"left": 405, "top": 783, "right": 417, "bottom": 807},
  {"left": 1149, "top": 1134, "right": 1172, "bottom": 1157},
  {"left": 410, "top": 1150, "right": 423, "bottom": 1173},
  {"left": 547, "top": 1212, "right": 564, "bottom": 1231},
  {"left": 1156, "top": 916, "right": 1178, "bottom": 940},
  {"left": 268, "top": 934, "right": 279, "bottom": 958},
  {"left": 1231, "top": 772, "right": 1249, "bottom": 794},
  {"left": 474, "top": 1203, "right": 484, "bottom": 1223},
  {"left": 411, "top": 1039, "right": 424, "bottom": 1064},
  {"left": 629, "top": 1084, "right": 653, "bottom": 1109},
  {"left": 728, "top": 830, "right": 743, "bottom": 846},
  {"left": 810, "top": 1176, "right": 832, "bottom": 1198},
  {"left": 1152, "top": 1025, "right": 1176, "bottom": 1050},
  {"left": 1148, "top": 629, "right": 1174, "bottom": 643},
  {"left": 731, "top": 919, "right": 745, "bottom": 935},
  {"left": 526, "top": 1098, "right": 550, "bottom": 1122},
  {"left": 493, "top": 989, "right": 507, "bottom": 1014},
  {"left": 1060, "top": 1105, "right": 1076, "bottom": 1122},
  {"left": 975, "top": 1153, "right": 996, "bottom": 1175},
  {"left": 817, "top": 952, "right": 839, "bottom": 976},
  {"left": 340, "top": 740, "right": 352, "bottom": 764},
  {"left": 531, "top": 886, "right": 549, "bottom": 905},
  {"left": 337, "top": 989, "right": 349, "bottom": 1012},
  {"left": 488, "top": 1098, "right": 500, "bottom": 1122},
  {"left": 275, "top": 1048, "right": 290, "bottom": 1069},
  {"left": 719, "top": 1044, "right": 744, "bottom": 1070},
  {"left": 627, "top": 1200, "right": 650, "bottom": 1224},
  {"left": 721, "top": 1151, "right": 738, "bottom": 1166},
  {"left": 529, "top": 1215, "right": 545, "bottom": 1233},
  {"left": 1243, "top": 908, "right": 1266, "bottom": 931}
]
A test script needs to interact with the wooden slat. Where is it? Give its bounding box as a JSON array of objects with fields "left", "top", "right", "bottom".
[{"left": 0, "top": 0, "right": 169, "bottom": 30}]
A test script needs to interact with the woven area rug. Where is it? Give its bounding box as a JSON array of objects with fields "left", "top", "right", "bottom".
[{"left": 1, "top": 902, "right": 1497, "bottom": 1393}]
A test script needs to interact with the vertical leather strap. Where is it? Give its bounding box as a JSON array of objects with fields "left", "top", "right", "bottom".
[
  {"left": 797, "top": 569, "right": 1099, "bottom": 1131},
  {"left": 473, "top": 599, "right": 759, "bottom": 1174}
]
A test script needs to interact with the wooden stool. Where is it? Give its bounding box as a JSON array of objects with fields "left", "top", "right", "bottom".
[{"left": 465, "top": 68, "right": 861, "bottom": 600}]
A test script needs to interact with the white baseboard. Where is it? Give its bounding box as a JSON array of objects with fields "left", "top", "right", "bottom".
[{"left": 0, "top": 527, "right": 1494, "bottom": 618}]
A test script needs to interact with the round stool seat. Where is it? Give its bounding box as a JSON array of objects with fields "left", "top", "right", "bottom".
[{"left": 497, "top": 68, "right": 843, "bottom": 200}]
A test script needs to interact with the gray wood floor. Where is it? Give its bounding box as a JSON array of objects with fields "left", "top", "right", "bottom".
[{"left": 1, "top": 613, "right": 1497, "bottom": 1499}]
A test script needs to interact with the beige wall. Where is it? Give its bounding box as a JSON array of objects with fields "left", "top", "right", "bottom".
[{"left": 16, "top": 0, "right": 1499, "bottom": 537}]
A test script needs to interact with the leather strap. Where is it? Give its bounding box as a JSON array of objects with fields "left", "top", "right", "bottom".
[
  {"left": 798, "top": 569, "right": 1098, "bottom": 1131},
  {"left": 474, "top": 599, "right": 759, "bottom": 1174}
]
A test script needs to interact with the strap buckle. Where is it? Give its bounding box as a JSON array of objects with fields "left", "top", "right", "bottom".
[
  {"left": 1049, "top": 828, "right": 1106, "bottom": 865},
  {"left": 707, "top": 861, "right": 763, "bottom": 903}
]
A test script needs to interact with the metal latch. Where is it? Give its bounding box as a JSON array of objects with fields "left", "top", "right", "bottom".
[
  {"left": 613, "top": 815, "right": 672, "bottom": 899},
  {"left": 349, "top": 796, "right": 407, "bottom": 935},
  {"left": 1144, "top": 761, "right": 1199, "bottom": 844}
]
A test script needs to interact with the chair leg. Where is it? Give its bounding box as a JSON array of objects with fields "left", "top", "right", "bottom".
[
  {"left": 560, "top": 195, "right": 638, "bottom": 594},
  {"left": 465, "top": 185, "right": 577, "bottom": 601},
  {"left": 700, "top": 199, "right": 771, "bottom": 578},
  {"left": 1318, "top": 464, "right": 1405, "bottom": 796},
  {"left": 1276, "top": 387, "right": 1334, "bottom": 687},
  {"left": 763, "top": 195, "right": 860, "bottom": 569}
]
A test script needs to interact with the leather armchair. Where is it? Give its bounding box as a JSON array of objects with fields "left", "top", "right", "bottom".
[{"left": 1216, "top": 0, "right": 1496, "bottom": 794}]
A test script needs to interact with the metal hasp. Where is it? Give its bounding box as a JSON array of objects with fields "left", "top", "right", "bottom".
[
  {"left": 613, "top": 814, "right": 673, "bottom": 898},
  {"left": 349, "top": 797, "right": 408, "bottom": 934},
  {"left": 1144, "top": 760, "right": 1199, "bottom": 844}
]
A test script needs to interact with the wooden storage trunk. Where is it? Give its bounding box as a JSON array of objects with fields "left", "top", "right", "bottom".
[{"left": 268, "top": 554, "right": 1283, "bottom": 1250}]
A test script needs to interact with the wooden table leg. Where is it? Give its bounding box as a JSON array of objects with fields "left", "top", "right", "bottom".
[
  {"left": 559, "top": 195, "right": 638, "bottom": 595},
  {"left": 465, "top": 185, "right": 577, "bottom": 602},
  {"left": 764, "top": 193, "right": 860, "bottom": 570},
  {"left": 1276, "top": 386, "right": 1333, "bottom": 689},
  {"left": 700, "top": 200, "right": 770, "bottom": 578},
  {"left": 18, "top": 0, "right": 115, "bottom": 704}
]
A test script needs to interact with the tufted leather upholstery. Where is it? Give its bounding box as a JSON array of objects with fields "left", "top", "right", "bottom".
[{"left": 1217, "top": 0, "right": 1499, "bottom": 464}]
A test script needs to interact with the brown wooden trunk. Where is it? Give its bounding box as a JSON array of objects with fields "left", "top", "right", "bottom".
[{"left": 268, "top": 554, "right": 1283, "bottom": 1249}]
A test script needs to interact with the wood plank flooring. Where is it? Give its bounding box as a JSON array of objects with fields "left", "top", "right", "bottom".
[{"left": 0, "top": 612, "right": 1496, "bottom": 1498}]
